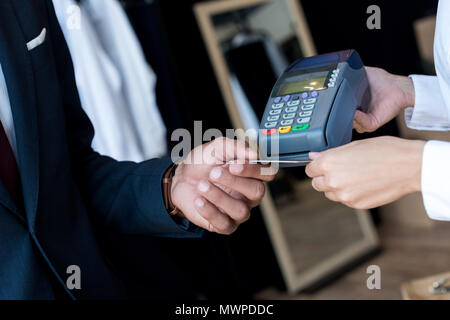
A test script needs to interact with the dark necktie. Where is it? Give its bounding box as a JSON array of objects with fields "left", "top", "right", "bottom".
[{"left": 0, "top": 120, "right": 22, "bottom": 206}]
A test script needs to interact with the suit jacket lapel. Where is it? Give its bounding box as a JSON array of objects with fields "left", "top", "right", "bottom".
[
  {"left": 0, "top": 0, "right": 41, "bottom": 230},
  {"left": 0, "top": 181, "right": 25, "bottom": 223}
]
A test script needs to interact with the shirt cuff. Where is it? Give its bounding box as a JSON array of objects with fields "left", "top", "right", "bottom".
[
  {"left": 421, "top": 140, "right": 450, "bottom": 221},
  {"left": 405, "top": 75, "right": 450, "bottom": 131}
]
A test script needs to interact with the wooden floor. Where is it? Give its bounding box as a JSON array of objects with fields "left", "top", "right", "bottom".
[{"left": 256, "top": 192, "right": 450, "bottom": 300}]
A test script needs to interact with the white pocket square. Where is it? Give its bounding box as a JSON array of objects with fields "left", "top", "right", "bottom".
[{"left": 26, "top": 28, "right": 46, "bottom": 51}]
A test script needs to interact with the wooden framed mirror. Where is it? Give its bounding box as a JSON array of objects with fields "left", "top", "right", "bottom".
[{"left": 194, "top": 0, "right": 380, "bottom": 294}]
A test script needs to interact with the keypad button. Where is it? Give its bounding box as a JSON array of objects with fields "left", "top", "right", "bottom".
[
  {"left": 267, "top": 115, "right": 279, "bottom": 121},
  {"left": 262, "top": 128, "right": 277, "bottom": 136},
  {"left": 283, "top": 95, "right": 291, "bottom": 102},
  {"left": 301, "top": 105, "right": 314, "bottom": 111},
  {"left": 293, "top": 124, "right": 310, "bottom": 131},
  {"left": 299, "top": 111, "right": 312, "bottom": 117},
  {"left": 269, "top": 109, "right": 282, "bottom": 115},
  {"left": 292, "top": 95, "right": 301, "bottom": 101},
  {"left": 287, "top": 100, "right": 300, "bottom": 107},
  {"left": 274, "top": 97, "right": 282, "bottom": 103},
  {"left": 283, "top": 113, "right": 295, "bottom": 119},
  {"left": 285, "top": 106, "right": 299, "bottom": 113},
  {"left": 311, "top": 91, "right": 318, "bottom": 98},
  {"left": 281, "top": 119, "right": 293, "bottom": 126},
  {"left": 301, "top": 92, "right": 309, "bottom": 99},
  {"left": 272, "top": 103, "right": 284, "bottom": 109},
  {"left": 297, "top": 117, "right": 310, "bottom": 124},
  {"left": 265, "top": 122, "right": 277, "bottom": 128},
  {"left": 303, "top": 98, "right": 316, "bottom": 105},
  {"left": 279, "top": 126, "right": 291, "bottom": 134}
]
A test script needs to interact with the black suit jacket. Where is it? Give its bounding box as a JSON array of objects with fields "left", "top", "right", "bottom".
[{"left": 0, "top": 0, "right": 201, "bottom": 300}]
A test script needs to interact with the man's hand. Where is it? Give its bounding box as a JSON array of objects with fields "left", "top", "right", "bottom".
[
  {"left": 170, "top": 137, "right": 276, "bottom": 235},
  {"left": 354, "top": 67, "right": 415, "bottom": 133},
  {"left": 306, "top": 136, "right": 425, "bottom": 209}
]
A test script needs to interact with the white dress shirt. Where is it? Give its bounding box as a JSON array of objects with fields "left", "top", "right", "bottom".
[
  {"left": 0, "top": 64, "right": 17, "bottom": 158},
  {"left": 406, "top": 0, "right": 450, "bottom": 220},
  {"left": 52, "top": 0, "right": 167, "bottom": 162}
]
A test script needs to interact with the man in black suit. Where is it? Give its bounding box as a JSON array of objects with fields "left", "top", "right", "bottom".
[{"left": 0, "top": 0, "right": 274, "bottom": 299}]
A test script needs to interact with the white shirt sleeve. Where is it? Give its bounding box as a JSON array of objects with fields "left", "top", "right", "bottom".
[
  {"left": 406, "top": 75, "right": 450, "bottom": 220},
  {"left": 405, "top": 75, "right": 450, "bottom": 131},
  {"left": 405, "top": 74, "right": 450, "bottom": 221},
  {"left": 421, "top": 140, "right": 450, "bottom": 220},
  {"left": 402, "top": 0, "right": 450, "bottom": 222}
]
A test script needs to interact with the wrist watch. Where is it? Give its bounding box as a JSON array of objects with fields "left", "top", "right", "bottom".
[{"left": 162, "top": 164, "right": 183, "bottom": 217}]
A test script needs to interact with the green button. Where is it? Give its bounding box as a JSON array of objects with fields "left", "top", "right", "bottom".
[{"left": 293, "top": 124, "right": 310, "bottom": 131}]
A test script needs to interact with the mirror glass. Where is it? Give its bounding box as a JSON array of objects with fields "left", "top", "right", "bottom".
[{"left": 212, "top": 1, "right": 302, "bottom": 132}]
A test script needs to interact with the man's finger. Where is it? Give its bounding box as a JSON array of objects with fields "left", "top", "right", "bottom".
[
  {"left": 198, "top": 180, "right": 251, "bottom": 223},
  {"left": 228, "top": 163, "right": 276, "bottom": 182},
  {"left": 194, "top": 197, "right": 237, "bottom": 235},
  {"left": 309, "top": 152, "right": 320, "bottom": 161},
  {"left": 305, "top": 159, "right": 323, "bottom": 178},
  {"left": 311, "top": 176, "right": 330, "bottom": 192},
  {"left": 209, "top": 167, "right": 265, "bottom": 202},
  {"left": 206, "top": 138, "right": 258, "bottom": 163},
  {"left": 324, "top": 191, "right": 338, "bottom": 202},
  {"left": 213, "top": 183, "right": 260, "bottom": 210}
]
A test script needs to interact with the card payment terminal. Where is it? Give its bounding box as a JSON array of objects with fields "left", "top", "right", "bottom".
[{"left": 258, "top": 50, "right": 368, "bottom": 167}]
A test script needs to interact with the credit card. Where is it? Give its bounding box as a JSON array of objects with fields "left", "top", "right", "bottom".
[{"left": 248, "top": 160, "right": 310, "bottom": 164}]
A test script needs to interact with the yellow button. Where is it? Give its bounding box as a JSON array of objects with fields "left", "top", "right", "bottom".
[{"left": 279, "top": 126, "right": 291, "bottom": 134}]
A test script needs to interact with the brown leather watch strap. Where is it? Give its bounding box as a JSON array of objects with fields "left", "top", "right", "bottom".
[{"left": 162, "top": 164, "right": 183, "bottom": 217}]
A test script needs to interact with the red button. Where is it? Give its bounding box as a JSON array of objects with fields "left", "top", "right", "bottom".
[{"left": 262, "top": 129, "right": 277, "bottom": 135}]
